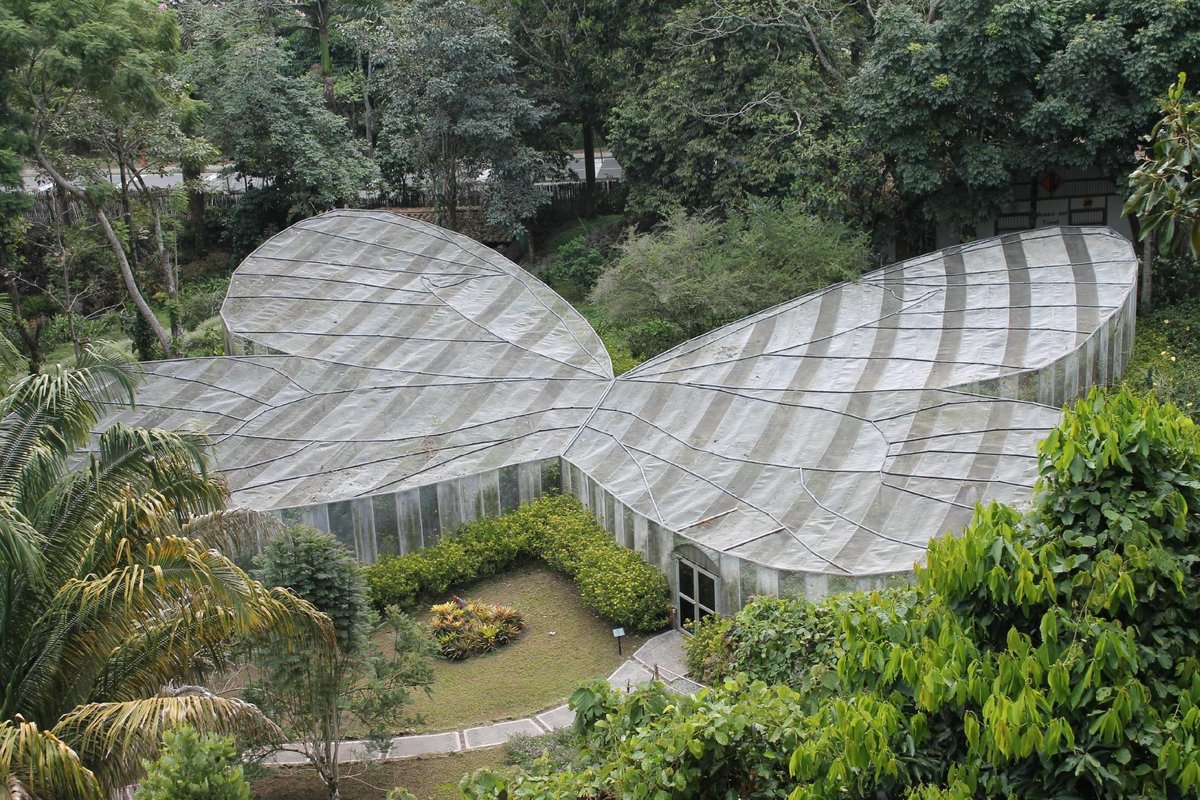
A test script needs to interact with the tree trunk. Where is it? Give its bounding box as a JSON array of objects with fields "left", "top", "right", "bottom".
[
  {"left": 1140, "top": 236, "right": 1155, "bottom": 315},
  {"left": 5, "top": 279, "right": 42, "bottom": 375},
  {"left": 142, "top": 178, "right": 182, "bottom": 345},
  {"left": 363, "top": 52, "right": 374, "bottom": 148},
  {"left": 582, "top": 122, "right": 596, "bottom": 217},
  {"left": 34, "top": 148, "right": 175, "bottom": 357},
  {"left": 183, "top": 161, "right": 206, "bottom": 256},
  {"left": 319, "top": 17, "right": 335, "bottom": 109}
]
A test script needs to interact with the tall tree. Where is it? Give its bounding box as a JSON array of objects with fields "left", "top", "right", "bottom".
[
  {"left": 854, "top": 0, "right": 1200, "bottom": 240},
  {"left": 67, "top": 94, "right": 219, "bottom": 346},
  {"left": 606, "top": 0, "right": 878, "bottom": 220},
  {"left": 185, "top": 0, "right": 376, "bottom": 251},
  {"left": 499, "top": 0, "right": 630, "bottom": 214},
  {"left": 1125, "top": 73, "right": 1200, "bottom": 313},
  {"left": 0, "top": 349, "right": 333, "bottom": 797},
  {"left": 248, "top": 527, "right": 433, "bottom": 800},
  {"left": 380, "top": 0, "right": 549, "bottom": 235},
  {"left": 0, "top": 0, "right": 185, "bottom": 356}
]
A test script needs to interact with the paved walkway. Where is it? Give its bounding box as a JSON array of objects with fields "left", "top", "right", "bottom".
[{"left": 266, "top": 630, "right": 699, "bottom": 765}]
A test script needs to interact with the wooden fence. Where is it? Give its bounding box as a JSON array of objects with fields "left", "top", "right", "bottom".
[{"left": 23, "top": 179, "right": 626, "bottom": 231}]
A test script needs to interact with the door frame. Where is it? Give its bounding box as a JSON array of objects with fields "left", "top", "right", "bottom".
[{"left": 675, "top": 556, "right": 719, "bottom": 632}]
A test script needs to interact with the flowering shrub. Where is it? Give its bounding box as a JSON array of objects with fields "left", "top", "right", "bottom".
[{"left": 429, "top": 598, "right": 524, "bottom": 660}]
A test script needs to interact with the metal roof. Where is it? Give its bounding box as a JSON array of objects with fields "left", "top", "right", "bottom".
[{"left": 96, "top": 212, "right": 1136, "bottom": 577}]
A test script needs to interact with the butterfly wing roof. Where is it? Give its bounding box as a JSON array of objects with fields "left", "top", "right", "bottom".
[{"left": 563, "top": 227, "right": 1137, "bottom": 576}]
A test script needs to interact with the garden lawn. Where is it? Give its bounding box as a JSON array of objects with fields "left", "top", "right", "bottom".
[
  {"left": 251, "top": 747, "right": 505, "bottom": 800},
  {"left": 383, "top": 563, "right": 651, "bottom": 733}
]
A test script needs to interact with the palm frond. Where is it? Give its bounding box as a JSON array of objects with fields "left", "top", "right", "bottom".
[
  {"left": 71, "top": 343, "right": 139, "bottom": 409},
  {"left": 8, "top": 536, "right": 333, "bottom": 723},
  {"left": 52, "top": 694, "right": 280, "bottom": 791},
  {"left": 177, "top": 508, "right": 287, "bottom": 557},
  {"left": 0, "top": 500, "right": 43, "bottom": 582},
  {"left": 33, "top": 424, "right": 227, "bottom": 582},
  {"left": 0, "top": 719, "right": 102, "bottom": 800}
]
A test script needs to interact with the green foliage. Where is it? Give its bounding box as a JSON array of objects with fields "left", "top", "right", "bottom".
[
  {"left": 544, "top": 235, "right": 609, "bottom": 297},
  {"left": 249, "top": 526, "right": 433, "bottom": 798},
  {"left": 178, "top": 278, "right": 231, "bottom": 331},
  {"left": 681, "top": 613, "right": 730, "bottom": 684},
  {"left": 180, "top": 318, "right": 226, "bottom": 358},
  {"left": 1126, "top": 73, "right": 1200, "bottom": 258},
  {"left": 134, "top": 726, "right": 250, "bottom": 800},
  {"left": 1153, "top": 253, "right": 1200, "bottom": 305},
  {"left": 1123, "top": 300, "right": 1200, "bottom": 411},
  {"left": 606, "top": 2, "right": 873, "bottom": 221},
  {"left": 857, "top": 1, "right": 1200, "bottom": 235},
  {"left": 461, "top": 389, "right": 1200, "bottom": 799},
  {"left": 380, "top": 0, "right": 549, "bottom": 236},
  {"left": 576, "top": 304, "right": 642, "bottom": 376},
  {"left": 624, "top": 318, "right": 684, "bottom": 361},
  {"left": 363, "top": 494, "right": 670, "bottom": 632},
  {"left": 256, "top": 526, "right": 373, "bottom": 655},
  {"left": 186, "top": 3, "right": 376, "bottom": 228},
  {"left": 590, "top": 201, "right": 870, "bottom": 355},
  {"left": 428, "top": 598, "right": 525, "bottom": 660}
]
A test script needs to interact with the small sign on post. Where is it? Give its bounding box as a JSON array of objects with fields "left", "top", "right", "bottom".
[{"left": 612, "top": 627, "right": 626, "bottom": 656}]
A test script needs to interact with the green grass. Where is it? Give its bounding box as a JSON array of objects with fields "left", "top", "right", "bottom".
[
  {"left": 251, "top": 747, "right": 506, "bottom": 800},
  {"left": 387, "top": 563, "right": 650, "bottom": 733}
]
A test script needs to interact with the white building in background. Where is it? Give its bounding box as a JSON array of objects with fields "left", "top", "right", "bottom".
[{"left": 938, "top": 167, "right": 1133, "bottom": 249}]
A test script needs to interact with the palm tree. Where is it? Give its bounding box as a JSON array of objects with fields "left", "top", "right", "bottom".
[{"left": 0, "top": 347, "right": 333, "bottom": 798}]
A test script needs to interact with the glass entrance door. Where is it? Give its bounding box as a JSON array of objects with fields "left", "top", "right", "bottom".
[{"left": 677, "top": 559, "right": 718, "bottom": 629}]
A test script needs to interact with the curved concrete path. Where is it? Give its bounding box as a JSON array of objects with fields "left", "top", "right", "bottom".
[{"left": 267, "top": 630, "right": 699, "bottom": 765}]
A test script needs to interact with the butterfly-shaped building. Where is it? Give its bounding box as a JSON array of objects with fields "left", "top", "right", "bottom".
[{"left": 97, "top": 210, "right": 1137, "bottom": 622}]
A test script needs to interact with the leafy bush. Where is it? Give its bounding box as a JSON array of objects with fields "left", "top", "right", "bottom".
[
  {"left": 181, "top": 317, "right": 226, "bottom": 357},
  {"left": 684, "top": 590, "right": 923, "bottom": 692},
  {"left": 134, "top": 726, "right": 250, "bottom": 800},
  {"left": 590, "top": 200, "right": 871, "bottom": 356},
  {"left": 625, "top": 318, "right": 684, "bottom": 360},
  {"left": 363, "top": 495, "right": 670, "bottom": 632},
  {"left": 429, "top": 598, "right": 525, "bottom": 660},
  {"left": 681, "top": 613, "right": 730, "bottom": 683},
  {"left": 1153, "top": 252, "right": 1200, "bottom": 305},
  {"left": 178, "top": 277, "right": 231, "bottom": 330},
  {"left": 545, "top": 235, "right": 609, "bottom": 296}
]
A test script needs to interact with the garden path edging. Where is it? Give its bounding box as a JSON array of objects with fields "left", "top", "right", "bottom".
[{"left": 264, "top": 630, "right": 694, "bottom": 766}]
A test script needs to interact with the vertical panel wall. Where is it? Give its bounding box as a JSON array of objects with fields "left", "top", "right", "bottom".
[{"left": 273, "top": 457, "right": 560, "bottom": 563}]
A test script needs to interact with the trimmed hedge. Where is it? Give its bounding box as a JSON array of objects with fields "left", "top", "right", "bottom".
[{"left": 363, "top": 495, "right": 671, "bottom": 632}]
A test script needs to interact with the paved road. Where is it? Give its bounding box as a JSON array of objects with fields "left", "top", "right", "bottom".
[{"left": 20, "top": 151, "right": 622, "bottom": 193}]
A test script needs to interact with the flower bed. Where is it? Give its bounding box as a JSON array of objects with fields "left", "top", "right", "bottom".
[{"left": 429, "top": 598, "right": 525, "bottom": 660}]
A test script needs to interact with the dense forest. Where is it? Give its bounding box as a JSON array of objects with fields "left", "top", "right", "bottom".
[{"left": 1, "top": 0, "right": 1198, "bottom": 370}]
